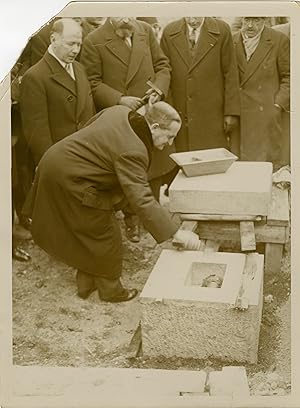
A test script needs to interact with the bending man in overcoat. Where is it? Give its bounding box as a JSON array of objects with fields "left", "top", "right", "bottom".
[
  {"left": 80, "top": 17, "right": 176, "bottom": 199},
  {"left": 24, "top": 102, "right": 201, "bottom": 303}
]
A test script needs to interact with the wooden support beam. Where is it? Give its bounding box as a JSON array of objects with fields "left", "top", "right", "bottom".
[
  {"left": 267, "top": 185, "right": 290, "bottom": 227},
  {"left": 197, "top": 221, "right": 287, "bottom": 244},
  {"left": 264, "top": 243, "right": 284, "bottom": 274},
  {"left": 181, "top": 213, "right": 263, "bottom": 222},
  {"left": 240, "top": 221, "right": 256, "bottom": 252}
]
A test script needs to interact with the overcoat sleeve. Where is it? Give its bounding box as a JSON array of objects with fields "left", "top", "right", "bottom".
[
  {"left": 274, "top": 34, "right": 290, "bottom": 111},
  {"left": 20, "top": 72, "right": 53, "bottom": 164},
  {"left": 147, "top": 25, "right": 171, "bottom": 98},
  {"left": 80, "top": 36, "right": 123, "bottom": 109},
  {"left": 114, "top": 150, "right": 179, "bottom": 243},
  {"left": 221, "top": 23, "right": 241, "bottom": 117}
]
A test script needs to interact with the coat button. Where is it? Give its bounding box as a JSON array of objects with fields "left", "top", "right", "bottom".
[
  {"left": 258, "top": 85, "right": 262, "bottom": 91},
  {"left": 67, "top": 95, "right": 74, "bottom": 102},
  {"left": 259, "top": 106, "right": 264, "bottom": 112},
  {"left": 77, "top": 121, "right": 82, "bottom": 127}
]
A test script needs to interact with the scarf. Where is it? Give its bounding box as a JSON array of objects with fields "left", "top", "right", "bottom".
[{"left": 241, "top": 25, "right": 265, "bottom": 61}]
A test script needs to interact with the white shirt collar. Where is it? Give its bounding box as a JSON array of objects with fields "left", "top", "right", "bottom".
[{"left": 187, "top": 18, "right": 205, "bottom": 43}]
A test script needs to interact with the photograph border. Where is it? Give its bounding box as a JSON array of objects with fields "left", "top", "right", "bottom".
[{"left": 1, "top": 1, "right": 299, "bottom": 407}]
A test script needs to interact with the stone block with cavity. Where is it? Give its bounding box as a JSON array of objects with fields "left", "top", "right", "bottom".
[
  {"left": 169, "top": 161, "right": 273, "bottom": 215},
  {"left": 140, "top": 250, "right": 264, "bottom": 363}
]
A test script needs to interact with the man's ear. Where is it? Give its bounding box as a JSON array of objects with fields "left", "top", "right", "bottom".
[{"left": 151, "top": 123, "right": 160, "bottom": 130}]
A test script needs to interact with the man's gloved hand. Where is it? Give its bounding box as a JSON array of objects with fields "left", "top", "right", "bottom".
[
  {"left": 119, "top": 96, "right": 143, "bottom": 110},
  {"left": 173, "top": 230, "right": 201, "bottom": 250},
  {"left": 224, "top": 115, "right": 239, "bottom": 134}
]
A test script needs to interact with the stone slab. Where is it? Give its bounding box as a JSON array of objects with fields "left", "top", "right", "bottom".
[
  {"left": 140, "top": 250, "right": 264, "bottom": 363},
  {"left": 169, "top": 162, "right": 273, "bottom": 215}
]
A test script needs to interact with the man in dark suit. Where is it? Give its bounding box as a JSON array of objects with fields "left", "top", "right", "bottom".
[
  {"left": 233, "top": 17, "right": 290, "bottom": 169},
  {"left": 80, "top": 17, "right": 176, "bottom": 241},
  {"left": 20, "top": 18, "right": 95, "bottom": 165},
  {"left": 24, "top": 102, "right": 201, "bottom": 302},
  {"left": 160, "top": 17, "right": 240, "bottom": 153}
]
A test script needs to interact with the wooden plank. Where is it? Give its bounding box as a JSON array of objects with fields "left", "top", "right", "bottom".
[
  {"left": 181, "top": 213, "right": 263, "bottom": 222},
  {"left": 264, "top": 243, "right": 284, "bottom": 274},
  {"left": 240, "top": 221, "right": 256, "bottom": 251},
  {"left": 267, "top": 185, "right": 289, "bottom": 226},
  {"left": 234, "top": 253, "right": 258, "bottom": 310},
  {"left": 197, "top": 221, "right": 286, "bottom": 244},
  {"left": 13, "top": 366, "right": 207, "bottom": 400}
]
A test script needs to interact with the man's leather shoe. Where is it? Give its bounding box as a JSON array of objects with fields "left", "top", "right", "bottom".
[
  {"left": 125, "top": 225, "right": 140, "bottom": 243},
  {"left": 76, "top": 270, "right": 97, "bottom": 299},
  {"left": 77, "top": 285, "right": 97, "bottom": 299},
  {"left": 102, "top": 288, "right": 138, "bottom": 303}
]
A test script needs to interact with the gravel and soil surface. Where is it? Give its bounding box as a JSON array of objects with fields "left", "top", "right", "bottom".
[{"left": 12, "top": 214, "right": 291, "bottom": 396}]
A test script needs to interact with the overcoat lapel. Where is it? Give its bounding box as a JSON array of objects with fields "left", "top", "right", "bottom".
[
  {"left": 126, "top": 29, "right": 147, "bottom": 86},
  {"left": 168, "top": 19, "right": 191, "bottom": 68},
  {"left": 45, "top": 53, "right": 77, "bottom": 95},
  {"left": 73, "top": 63, "right": 87, "bottom": 118},
  {"left": 189, "top": 18, "right": 220, "bottom": 72},
  {"left": 103, "top": 20, "right": 131, "bottom": 66},
  {"left": 234, "top": 33, "right": 247, "bottom": 74},
  {"left": 240, "top": 28, "right": 274, "bottom": 86}
]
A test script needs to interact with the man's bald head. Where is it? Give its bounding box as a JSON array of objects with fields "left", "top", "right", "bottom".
[
  {"left": 145, "top": 102, "right": 182, "bottom": 150},
  {"left": 50, "top": 18, "right": 82, "bottom": 63}
]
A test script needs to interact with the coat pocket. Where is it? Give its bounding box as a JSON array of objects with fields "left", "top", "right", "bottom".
[{"left": 81, "top": 186, "right": 113, "bottom": 210}]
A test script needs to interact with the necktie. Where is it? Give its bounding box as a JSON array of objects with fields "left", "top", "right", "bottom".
[
  {"left": 189, "top": 28, "right": 197, "bottom": 48},
  {"left": 65, "top": 63, "right": 75, "bottom": 80},
  {"left": 124, "top": 36, "right": 132, "bottom": 48}
]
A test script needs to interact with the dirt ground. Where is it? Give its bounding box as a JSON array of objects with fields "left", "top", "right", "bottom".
[{"left": 12, "top": 214, "right": 291, "bottom": 397}]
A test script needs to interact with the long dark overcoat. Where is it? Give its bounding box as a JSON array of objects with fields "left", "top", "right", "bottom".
[
  {"left": 26, "top": 106, "right": 178, "bottom": 278},
  {"left": 233, "top": 27, "right": 290, "bottom": 164},
  {"left": 20, "top": 51, "right": 95, "bottom": 165},
  {"left": 160, "top": 18, "right": 240, "bottom": 152},
  {"left": 80, "top": 18, "right": 175, "bottom": 179}
]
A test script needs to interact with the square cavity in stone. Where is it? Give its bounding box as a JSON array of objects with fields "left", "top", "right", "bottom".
[{"left": 140, "top": 250, "right": 264, "bottom": 363}]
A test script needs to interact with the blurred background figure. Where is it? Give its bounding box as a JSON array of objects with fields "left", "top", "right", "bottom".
[
  {"left": 136, "top": 17, "right": 162, "bottom": 41},
  {"left": 233, "top": 17, "right": 290, "bottom": 169},
  {"left": 82, "top": 17, "right": 106, "bottom": 36}
]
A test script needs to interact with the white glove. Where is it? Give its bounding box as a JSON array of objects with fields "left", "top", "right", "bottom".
[{"left": 173, "top": 230, "right": 201, "bottom": 250}]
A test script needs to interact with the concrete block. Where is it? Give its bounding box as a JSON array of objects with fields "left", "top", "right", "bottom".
[
  {"left": 169, "top": 162, "right": 273, "bottom": 215},
  {"left": 140, "top": 250, "right": 264, "bottom": 363},
  {"left": 208, "top": 366, "right": 250, "bottom": 397}
]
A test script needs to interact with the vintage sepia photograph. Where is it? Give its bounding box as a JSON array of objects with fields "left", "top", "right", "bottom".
[{"left": 0, "top": 1, "right": 299, "bottom": 407}]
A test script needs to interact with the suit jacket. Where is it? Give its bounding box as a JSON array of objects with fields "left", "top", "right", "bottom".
[
  {"left": 20, "top": 51, "right": 95, "bottom": 165},
  {"left": 27, "top": 106, "right": 178, "bottom": 276},
  {"left": 80, "top": 18, "right": 174, "bottom": 179},
  {"left": 233, "top": 27, "right": 290, "bottom": 164},
  {"left": 160, "top": 18, "right": 240, "bottom": 152}
]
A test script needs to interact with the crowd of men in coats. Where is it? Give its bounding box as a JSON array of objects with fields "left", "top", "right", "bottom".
[{"left": 11, "top": 16, "right": 290, "bottom": 302}]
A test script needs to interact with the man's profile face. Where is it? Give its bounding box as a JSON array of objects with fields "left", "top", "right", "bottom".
[
  {"left": 151, "top": 121, "right": 181, "bottom": 150},
  {"left": 185, "top": 17, "right": 204, "bottom": 29},
  {"left": 51, "top": 23, "right": 82, "bottom": 63},
  {"left": 241, "top": 17, "right": 265, "bottom": 38}
]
